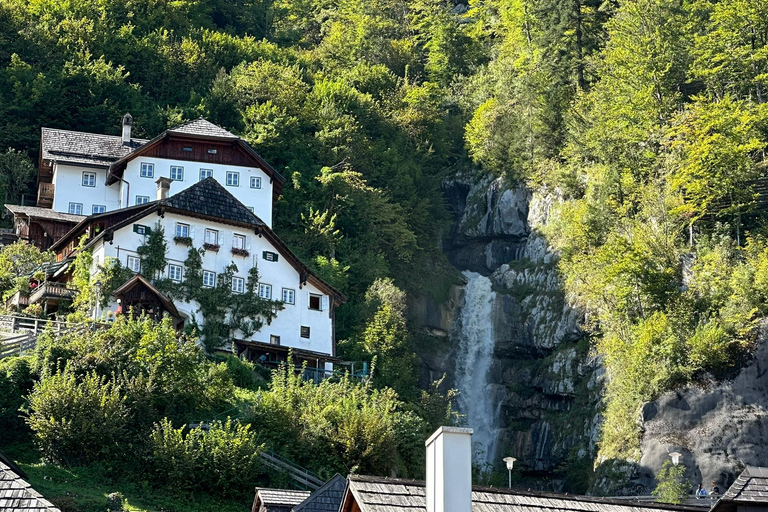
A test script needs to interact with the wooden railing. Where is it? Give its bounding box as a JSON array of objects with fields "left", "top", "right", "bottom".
[
  {"left": 257, "top": 451, "right": 324, "bottom": 490},
  {"left": 0, "top": 332, "right": 36, "bottom": 359},
  {"left": 0, "top": 315, "right": 96, "bottom": 359},
  {"left": 29, "top": 282, "right": 76, "bottom": 304},
  {"left": 37, "top": 182, "right": 54, "bottom": 207}
]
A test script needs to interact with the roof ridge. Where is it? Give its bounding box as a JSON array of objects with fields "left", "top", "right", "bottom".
[{"left": 41, "top": 126, "right": 149, "bottom": 142}]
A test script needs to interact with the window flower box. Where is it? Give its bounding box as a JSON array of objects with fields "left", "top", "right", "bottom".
[
  {"left": 173, "top": 236, "right": 193, "bottom": 247},
  {"left": 231, "top": 247, "right": 249, "bottom": 257},
  {"left": 203, "top": 243, "right": 220, "bottom": 252}
]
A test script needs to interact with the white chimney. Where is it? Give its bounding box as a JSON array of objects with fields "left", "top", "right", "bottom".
[
  {"left": 156, "top": 177, "right": 172, "bottom": 200},
  {"left": 122, "top": 113, "right": 133, "bottom": 144},
  {"left": 426, "top": 427, "right": 473, "bottom": 512}
]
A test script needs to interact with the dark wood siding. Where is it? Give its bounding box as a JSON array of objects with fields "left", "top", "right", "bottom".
[{"left": 141, "top": 136, "right": 256, "bottom": 168}]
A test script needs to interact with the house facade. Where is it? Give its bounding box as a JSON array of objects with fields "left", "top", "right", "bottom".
[
  {"left": 38, "top": 115, "right": 283, "bottom": 228},
  {"left": 48, "top": 178, "right": 344, "bottom": 366}
]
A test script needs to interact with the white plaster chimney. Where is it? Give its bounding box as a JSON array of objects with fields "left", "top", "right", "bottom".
[
  {"left": 121, "top": 113, "right": 133, "bottom": 144},
  {"left": 425, "top": 426, "right": 473, "bottom": 512},
  {"left": 156, "top": 177, "right": 172, "bottom": 200}
]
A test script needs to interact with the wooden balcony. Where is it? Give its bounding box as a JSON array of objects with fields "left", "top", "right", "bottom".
[
  {"left": 36, "top": 183, "right": 54, "bottom": 208},
  {"left": 29, "top": 282, "right": 76, "bottom": 306},
  {"left": 5, "top": 291, "right": 29, "bottom": 310}
]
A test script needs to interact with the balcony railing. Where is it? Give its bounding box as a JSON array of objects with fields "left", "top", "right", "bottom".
[
  {"left": 37, "top": 183, "right": 54, "bottom": 207},
  {"left": 29, "top": 282, "right": 76, "bottom": 304}
]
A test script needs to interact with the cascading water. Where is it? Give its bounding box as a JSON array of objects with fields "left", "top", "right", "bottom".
[{"left": 454, "top": 270, "right": 499, "bottom": 466}]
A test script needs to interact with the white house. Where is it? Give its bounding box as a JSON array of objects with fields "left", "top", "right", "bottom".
[
  {"left": 48, "top": 176, "right": 344, "bottom": 369},
  {"left": 37, "top": 114, "right": 283, "bottom": 228}
]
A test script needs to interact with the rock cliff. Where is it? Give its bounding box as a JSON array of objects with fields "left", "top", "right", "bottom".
[
  {"left": 413, "top": 173, "right": 603, "bottom": 492},
  {"left": 413, "top": 172, "right": 768, "bottom": 494}
]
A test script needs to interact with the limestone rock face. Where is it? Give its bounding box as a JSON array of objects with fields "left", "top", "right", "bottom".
[
  {"left": 433, "top": 172, "right": 602, "bottom": 491},
  {"left": 614, "top": 322, "right": 768, "bottom": 495}
]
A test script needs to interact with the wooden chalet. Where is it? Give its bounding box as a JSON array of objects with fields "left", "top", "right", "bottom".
[
  {"left": 4, "top": 205, "right": 83, "bottom": 250},
  {"left": 112, "top": 275, "right": 183, "bottom": 328}
]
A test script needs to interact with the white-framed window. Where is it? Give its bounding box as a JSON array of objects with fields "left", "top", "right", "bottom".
[
  {"left": 258, "top": 283, "right": 272, "bottom": 300},
  {"left": 140, "top": 163, "right": 154, "bottom": 178},
  {"left": 309, "top": 293, "right": 322, "bottom": 311},
  {"left": 200, "top": 168, "right": 213, "bottom": 181},
  {"left": 82, "top": 172, "right": 96, "bottom": 187},
  {"left": 232, "top": 276, "right": 245, "bottom": 294},
  {"left": 226, "top": 171, "right": 239, "bottom": 187},
  {"left": 68, "top": 202, "right": 83, "bottom": 215},
  {"left": 250, "top": 176, "right": 262, "bottom": 189},
  {"left": 92, "top": 205, "right": 106, "bottom": 214},
  {"left": 204, "top": 229, "right": 218, "bottom": 245},
  {"left": 127, "top": 255, "right": 141, "bottom": 273},
  {"left": 300, "top": 326, "right": 310, "bottom": 339},
  {"left": 170, "top": 165, "right": 184, "bottom": 181},
  {"left": 282, "top": 288, "right": 295, "bottom": 305},
  {"left": 168, "top": 264, "right": 183, "bottom": 282},
  {"left": 136, "top": 195, "right": 150, "bottom": 205},
  {"left": 232, "top": 234, "right": 246, "bottom": 250},
  {"left": 203, "top": 270, "right": 216, "bottom": 288},
  {"left": 175, "top": 223, "right": 189, "bottom": 238}
]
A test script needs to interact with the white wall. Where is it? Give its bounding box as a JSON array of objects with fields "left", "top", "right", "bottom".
[
  {"left": 121, "top": 158, "right": 274, "bottom": 227},
  {"left": 52, "top": 164, "right": 121, "bottom": 214},
  {"left": 96, "top": 211, "right": 333, "bottom": 356}
]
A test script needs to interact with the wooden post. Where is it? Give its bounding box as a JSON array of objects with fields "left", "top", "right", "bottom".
[{"left": 11, "top": 317, "right": 16, "bottom": 334}]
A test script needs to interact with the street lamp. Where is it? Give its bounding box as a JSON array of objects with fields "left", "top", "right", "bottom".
[
  {"left": 669, "top": 452, "right": 682, "bottom": 465},
  {"left": 503, "top": 457, "right": 517, "bottom": 489}
]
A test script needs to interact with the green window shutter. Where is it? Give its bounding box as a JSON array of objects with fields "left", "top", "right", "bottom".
[
  {"left": 134, "top": 224, "right": 151, "bottom": 235},
  {"left": 263, "top": 251, "right": 279, "bottom": 262}
]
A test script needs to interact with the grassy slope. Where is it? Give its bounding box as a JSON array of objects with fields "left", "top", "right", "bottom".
[{"left": 5, "top": 442, "right": 252, "bottom": 512}]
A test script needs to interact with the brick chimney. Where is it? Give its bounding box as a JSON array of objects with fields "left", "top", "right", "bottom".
[
  {"left": 156, "top": 177, "right": 172, "bottom": 201},
  {"left": 122, "top": 113, "right": 133, "bottom": 144},
  {"left": 425, "top": 427, "right": 473, "bottom": 512}
]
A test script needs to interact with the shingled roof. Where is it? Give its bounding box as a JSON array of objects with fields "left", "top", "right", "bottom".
[
  {"left": 168, "top": 118, "right": 239, "bottom": 139},
  {"left": 41, "top": 127, "right": 146, "bottom": 168},
  {"left": 712, "top": 466, "right": 768, "bottom": 512},
  {"left": 253, "top": 488, "right": 311, "bottom": 512},
  {"left": 4, "top": 205, "right": 84, "bottom": 224},
  {"left": 340, "top": 476, "right": 701, "bottom": 512},
  {"left": 294, "top": 474, "right": 346, "bottom": 512},
  {"left": 0, "top": 460, "right": 60, "bottom": 512},
  {"left": 161, "top": 177, "right": 266, "bottom": 227}
]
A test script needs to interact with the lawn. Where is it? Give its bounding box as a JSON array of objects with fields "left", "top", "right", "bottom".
[{"left": 3, "top": 442, "right": 253, "bottom": 512}]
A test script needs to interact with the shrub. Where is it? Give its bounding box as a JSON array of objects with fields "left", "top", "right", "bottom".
[
  {"left": 0, "top": 356, "right": 35, "bottom": 441},
  {"left": 148, "top": 418, "right": 262, "bottom": 494},
  {"left": 224, "top": 355, "right": 256, "bottom": 388},
  {"left": 26, "top": 370, "right": 130, "bottom": 465}
]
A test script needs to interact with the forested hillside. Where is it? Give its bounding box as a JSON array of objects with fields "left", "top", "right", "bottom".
[{"left": 2, "top": 0, "right": 768, "bottom": 501}]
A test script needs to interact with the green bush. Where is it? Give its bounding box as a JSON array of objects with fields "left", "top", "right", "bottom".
[
  {"left": 148, "top": 418, "right": 262, "bottom": 495},
  {"left": 26, "top": 370, "right": 130, "bottom": 465},
  {"left": 223, "top": 355, "right": 256, "bottom": 389},
  {"left": 0, "top": 356, "right": 34, "bottom": 441}
]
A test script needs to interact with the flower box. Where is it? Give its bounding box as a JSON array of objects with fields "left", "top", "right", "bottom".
[
  {"left": 203, "top": 243, "right": 220, "bottom": 252},
  {"left": 173, "top": 236, "right": 193, "bottom": 247},
  {"left": 231, "top": 247, "right": 250, "bottom": 257}
]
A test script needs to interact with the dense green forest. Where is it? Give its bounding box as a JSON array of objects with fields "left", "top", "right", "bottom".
[{"left": 3, "top": 0, "right": 768, "bottom": 505}]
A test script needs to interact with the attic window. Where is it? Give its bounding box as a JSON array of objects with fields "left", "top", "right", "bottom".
[
  {"left": 207, "top": 148, "right": 217, "bottom": 154},
  {"left": 183, "top": 146, "right": 193, "bottom": 152},
  {"left": 263, "top": 251, "right": 278, "bottom": 262},
  {"left": 300, "top": 326, "right": 310, "bottom": 339}
]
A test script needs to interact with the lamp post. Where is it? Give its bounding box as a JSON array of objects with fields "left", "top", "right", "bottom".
[
  {"left": 669, "top": 452, "right": 682, "bottom": 466},
  {"left": 503, "top": 457, "right": 516, "bottom": 489}
]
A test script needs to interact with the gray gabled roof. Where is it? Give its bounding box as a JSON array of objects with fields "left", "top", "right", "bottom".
[
  {"left": 0, "top": 460, "right": 61, "bottom": 512},
  {"left": 255, "top": 488, "right": 311, "bottom": 507},
  {"left": 720, "top": 466, "right": 768, "bottom": 503},
  {"left": 341, "top": 476, "right": 701, "bottom": 512},
  {"left": 294, "top": 474, "right": 346, "bottom": 512},
  {"left": 4, "top": 205, "right": 84, "bottom": 224},
  {"left": 168, "top": 118, "right": 239, "bottom": 139},
  {"left": 161, "top": 177, "right": 266, "bottom": 227},
  {"left": 41, "top": 127, "right": 147, "bottom": 168}
]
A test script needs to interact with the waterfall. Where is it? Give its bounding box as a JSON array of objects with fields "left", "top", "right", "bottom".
[{"left": 454, "top": 270, "right": 499, "bottom": 466}]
